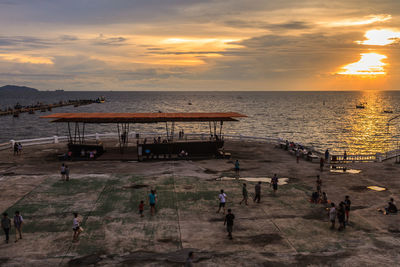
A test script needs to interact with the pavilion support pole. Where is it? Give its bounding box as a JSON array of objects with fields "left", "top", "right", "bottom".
[
  {"left": 82, "top": 123, "right": 85, "bottom": 144},
  {"left": 76, "top": 122, "right": 81, "bottom": 144},
  {"left": 219, "top": 121, "right": 223, "bottom": 139},
  {"left": 74, "top": 122, "right": 77, "bottom": 143},
  {"left": 209, "top": 122, "right": 212, "bottom": 138},
  {"left": 213, "top": 121, "right": 217, "bottom": 138},
  {"left": 165, "top": 122, "right": 169, "bottom": 141},
  {"left": 67, "top": 122, "right": 72, "bottom": 143},
  {"left": 117, "top": 123, "right": 122, "bottom": 153},
  {"left": 171, "top": 122, "right": 175, "bottom": 141}
]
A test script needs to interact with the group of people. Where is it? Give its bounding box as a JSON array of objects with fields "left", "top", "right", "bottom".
[
  {"left": 13, "top": 142, "right": 23, "bottom": 156},
  {"left": 60, "top": 163, "right": 70, "bottom": 181},
  {"left": 329, "top": 196, "right": 352, "bottom": 231},
  {"left": 1, "top": 211, "right": 23, "bottom": 243}
]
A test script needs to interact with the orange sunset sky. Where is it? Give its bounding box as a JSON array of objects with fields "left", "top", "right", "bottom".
[{"left": 1, "top": 0, "right": 400, "bottom": 91}]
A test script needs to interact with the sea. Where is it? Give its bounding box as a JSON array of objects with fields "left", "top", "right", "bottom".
[{"left": 1, "top": 90, "right": 400, "bottom": 155}]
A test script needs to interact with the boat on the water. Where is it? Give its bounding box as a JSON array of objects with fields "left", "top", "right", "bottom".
[{"left": 356, "top": 103, "right": 365, "bottom": 109}]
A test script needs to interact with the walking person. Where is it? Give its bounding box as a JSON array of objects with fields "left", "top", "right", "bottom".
[
  {"left": 296, "top": 149, "right": 300, "bottom": 163},
  {"left": 254, "top": 182, "right": 261, "bottom": 203},
  {"left": 184, "top": 251, "right": 194, "bottom": 267},
  {"left": 224, "top": 209, "right": 235, "bottom": 239},
  {"left": 271, "top": 174, "right": 278, "bottom": 194},
  {"left": 344, "top": 196, "right": 351, "bottom": 223},
  {"left": 139, "top": 200, "right": 144, "bottom": 217},
  {"left": 72, "top": 212, "right": 82, "bottom": 242},
  {"left": 329, "top": 203, "right": 336, "bottom": 229},
  {"left": 13, "top": 211, "right": 23, "bottom": 242},
  {"left": 60, "top": 163, "right": 66, "bottom": 181},
  {"left": 65, "top": 165, "right": 70, "bottom": 181},
  {"left": 239, "top": 183, "right": 248, "bottom": 205},
  {"left": 234, "top": 160, "right": 240, "bottom": 178},
  {"left": 217, "top": 189, "right": 227, "bottom": 214},
  {"left": 337, "top": 202, "right": 346, "bottom": 231},
  {"left": 149, "top": 190, "right": 157, "bottom": 216},
  {"left": 320, "top": 157, "right": 325, "bottom": 172},
  {"left": 1, "top": 212, "right": 11, "bottom": 243}
]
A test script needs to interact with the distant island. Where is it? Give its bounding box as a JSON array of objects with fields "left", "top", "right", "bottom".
[{"left": 0, "top": 85, "right": 39, "bottom": 93}]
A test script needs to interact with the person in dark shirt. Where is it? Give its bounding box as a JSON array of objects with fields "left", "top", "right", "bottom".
[
  {"left": 239, "top": 183, "right": 248, "bottom": 205},
  {"left": 224, "top": 209, "right": 235, "bottom": 239},
  {"left": 386, "top": 201, "right": 398, "bottom": 214},
  {"left": 337, "top": 202, "right": 346, "bottom": 231},
  {"left": 1, "top": 212, "right": 11, "bottom": 243},
  {"left": 254, "top": 182, "right": 261, "bottom": 203},
  {"left": 344, "top": 196, "right": 351, "bottom": 222}
]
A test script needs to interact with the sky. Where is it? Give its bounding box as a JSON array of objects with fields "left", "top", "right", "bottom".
[{"left": 1, "top": 0, "right": 400, "bottom": 91}]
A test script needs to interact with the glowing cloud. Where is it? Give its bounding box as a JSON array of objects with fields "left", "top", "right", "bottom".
[
  {"left": 337, "top": 53, "right": 387, "bottom": 75},
  {"left": 357, "top": 29, "right": 400, "bottom": 45},
  {"left": 329, "top": 14, "right": 391, "bottom": 27},
  {"left": 0, "top": 54, "right": 53, "bottom": 64}
]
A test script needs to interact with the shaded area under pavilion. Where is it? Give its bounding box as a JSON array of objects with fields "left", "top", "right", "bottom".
[{"left": 41, "top": 112, "right": 246, "bottom": 160}]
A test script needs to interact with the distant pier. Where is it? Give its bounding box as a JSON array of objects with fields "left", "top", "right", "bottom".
[{"left": 0, "top": 98, "right": 104, "bottom": 117}]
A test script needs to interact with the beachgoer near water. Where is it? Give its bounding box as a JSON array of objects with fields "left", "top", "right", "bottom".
[
  {"left": 329, "top": 203, "right": 336, "bottom": 229},
  {"left": 224, "top": 209, "right": 235, "bottom": 239},
  {"left": 234, "top": 160, "right": 240, "bottom": 177},
  {"left": 13, "top": 211, "right": 23, "bottom": 242},
  {"left": 311, "top": 191, "right": 319, "bottom": 203},
  {"left": 65, "top": 165, "right": 70, "bottom": 181},
  {"left": 217, "top": 189, "right": 227, "bottom": 214},
  {"left": 60, "top": 163, "right": 66, "bottom": 180},
  {"left": 72, "top": 213, "right": 82, "bottom": 242},
  {"left": 13, "top": 143, "right": 18, "bottom": 156},
  {"left": 325, "top": 149, "right": 330, "bottom": 162},
  {"left": 149, "top": 190, "right": 157, "bottom": 216},
  {"left": 254, "top": 182, "right": 261, "bottom": 203},
  {"left": 239, "top": 183, "right": 248, "bottom": 205},
  {"left": 17, "top": 143, "right": 22, "bottom": 155},
  {"left": 271, "top": 174, "right": 278, "bottom": 193},
  {"left": 337, "top": 202, "right": 346, "bottom": 231},
  {"left": 139, "top": 201, "right": 144, "bottom": 217},
  {"left": 344, "top": 196, "right": 351, "bottom": 222},
  {"left": 1, "top": 212, "right": 11, "bottom": 243},
  {"left": 185, "top": 251, "right": 194, "bottom": 267},
  {"left": 344, "top": 150, "right": 347, "bottom": 161}
]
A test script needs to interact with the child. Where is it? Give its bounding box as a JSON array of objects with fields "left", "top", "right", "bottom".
[
  {"left": 139, "top": 201, "right": 144, "bottom": 217},
  {"left": 72, "top": 213, "right": 82, "bottom": 242}
]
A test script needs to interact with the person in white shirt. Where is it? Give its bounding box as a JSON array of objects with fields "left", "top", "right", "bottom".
[
  {"left": 329, "top": 203, "right": 337, "bottom": 229},
  {"left": 72, "top": 213, "right": 82, "bottom": 242},
  {"left": 217, "top": 189, "right": 227, "bottom": 214}
]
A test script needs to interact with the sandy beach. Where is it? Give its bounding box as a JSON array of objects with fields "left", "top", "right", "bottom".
[{"left": 0, "top": 140, "right": 399, "bottom": 266}]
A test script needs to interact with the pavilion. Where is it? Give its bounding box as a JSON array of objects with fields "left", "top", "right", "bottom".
[{"left": 41, "top": 112, "right": 246, "bottom": 160}]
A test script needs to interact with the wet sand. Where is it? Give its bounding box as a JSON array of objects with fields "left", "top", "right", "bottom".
[{"left": 0, "top": 140, "right": 399, "bottom": 266}]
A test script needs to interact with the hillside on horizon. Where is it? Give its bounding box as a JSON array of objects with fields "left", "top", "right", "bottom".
[{"left": 0, "top": 85, "right": 39, "bottom": 93}]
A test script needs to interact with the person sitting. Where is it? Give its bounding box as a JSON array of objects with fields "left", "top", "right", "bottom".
[
  {"left": 321, "top": 192, "right": 328, "bottom": 204},
  {"left": 385, "top": 202, "right": 398, "bottom": 214}
]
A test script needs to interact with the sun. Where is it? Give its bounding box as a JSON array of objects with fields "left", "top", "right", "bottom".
[{"left": 337, "top": 53, "right": 387, "bottom": 75}]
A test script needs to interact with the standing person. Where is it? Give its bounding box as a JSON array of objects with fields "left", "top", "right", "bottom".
[
  {"left": 344, "top": 196, "right": 351, "bottom": 223},
  {"left": 138, "top": 201, "right": 144, "bottom": 217},
  {"left": 217, "top": 189, "right": 227, "bottom": 214},
  {"left": 224, "top": 209, "right": 235, "bottom": 239},
  {"left": 60, "top": 163, "right": 66, "bottom": 181},
  {"left": 13, "top": 211, "right": 23, "bottom": 242},
  {"left": 239, "top": 183, "right": 248, "bottom": 205},
  {"left": 316, "top": 175, "right": 322, "bottom": 195},
  {"left": 13, "top": 143, "right": 18, "bottom": 156},
  {"left": 1, "top": 212, "right": 11, "bottom": 243},
  {"left": 72, "top": 212, "right": 81, "bottom": 242},
  {"left": 329, "top": 203, "right": 336, "bottom": 229},
  {"left": 149, "top": 190, "right": 157, "bottom": 216},
  {"left": 65, "top": 165, "right": 70, "bottom": 181},
  {"left": 17, "top": 143, "right": 22, "bottom": 155},
  {"left": 343, "top": 150, "right": 347, "bottom": 161},
  {"left": 271, "top": 174, "right": 279, "bottom": 194},
  {"left": 325, "top": 149, "right": 330, "bottom": 162},
  {"left": 254, "top": 182, "right": 261, "bottom": 203},
  {"left": 320, "top": 157, "right": 325, "bottom": 172},
  {"left": 184, "top": 251, "right": 194, "bottom": 267},
  {"left": 234, "top": 160, "right": 240, "bottom": 177},
  {"left": 337, "top": 202, "right": 346, "bottom": 231},
  {"left": 296, "top": 149, "right": 300, "bottom": 163}
]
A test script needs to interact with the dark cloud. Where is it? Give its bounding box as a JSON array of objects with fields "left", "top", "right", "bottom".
[
  {"left": 224, "top": 19, "right": 312, "bottom": 30},
  {"left": 59, "top": 35, "right": 79, "bottom": 41},
  {"left": 93, "top": 34, "right": 127, "bottom": 46}
]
